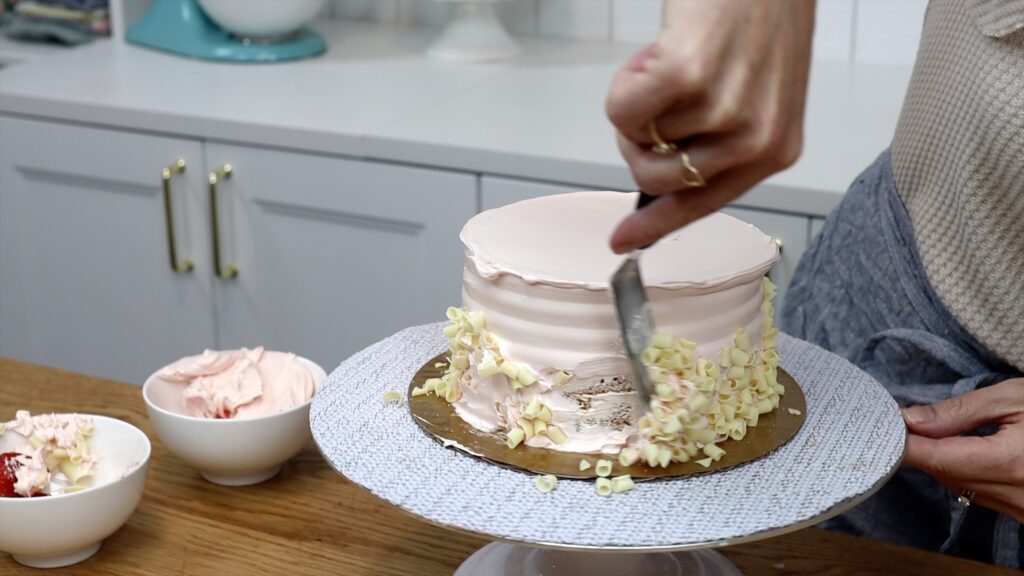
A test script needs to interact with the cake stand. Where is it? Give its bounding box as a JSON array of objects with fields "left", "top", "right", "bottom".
[
  {"left": 311, "top": 323, "right": 906, "bottom": 575},
  {"left": 426, "top": 0, "right": 522, "bottom": 63}
]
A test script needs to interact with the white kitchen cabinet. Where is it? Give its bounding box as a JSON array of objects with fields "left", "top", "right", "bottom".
[
  {"left": 811, "top": 217, "right": 826, "bottom": 240},
  {"left": 0, "top": 116, "right": 215, "bottom": 384},
  {"left": 204, "top": 143, "right": 476, "bottom": 372},
  {"left": 481, "top": 175, "right": 585, "bottom": 211},
  {"left": 721, "top": 207, "right": 809, "bottom": 324}
]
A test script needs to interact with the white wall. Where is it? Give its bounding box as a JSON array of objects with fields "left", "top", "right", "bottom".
[
  {"left": 330, "top": 0, "right": 930, "bottom": 66},
  {"left": 110, "top": 0, "right": 929, "bottom": 66}
]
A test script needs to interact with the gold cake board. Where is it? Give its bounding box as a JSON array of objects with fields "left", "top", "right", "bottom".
[{"left": 408, "top": 353, "right": 807, "bottom": 480}]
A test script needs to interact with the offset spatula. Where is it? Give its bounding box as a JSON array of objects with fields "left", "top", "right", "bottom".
[{"left": 611, "top": 191, "right": 657, "bottom": 410}]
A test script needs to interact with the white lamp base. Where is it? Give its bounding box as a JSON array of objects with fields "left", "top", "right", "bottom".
[{"left": 427, "top": 1, "right": 522, "bottom": 63}]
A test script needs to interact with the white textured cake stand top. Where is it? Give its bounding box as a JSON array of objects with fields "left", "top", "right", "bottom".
[{"left": 311, "top": 323, "right": 905, "bottom": 550}]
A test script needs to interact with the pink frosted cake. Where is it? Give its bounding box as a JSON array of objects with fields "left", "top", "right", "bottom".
[{"left": 416, "top": 191, "right": 784, "bottom": 468}]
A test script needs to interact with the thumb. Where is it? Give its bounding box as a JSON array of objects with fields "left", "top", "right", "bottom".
[{"left": 902, "top": 381, "right": 1019, "bottom": 438}]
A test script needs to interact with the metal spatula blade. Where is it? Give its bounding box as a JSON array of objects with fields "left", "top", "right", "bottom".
[{"left": 611, "top": 191, "right": 657, "bottom": 410}]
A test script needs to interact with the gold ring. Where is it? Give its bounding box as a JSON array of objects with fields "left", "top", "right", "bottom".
[
  {"left": 957, "top": 489, "right": 976, "bottom": 508},
  {"left": 648, "top": 119, "right": 677, "bottom": 155},
  {"left": 679, "top": 151, "right": 706, "bottom": 188}
]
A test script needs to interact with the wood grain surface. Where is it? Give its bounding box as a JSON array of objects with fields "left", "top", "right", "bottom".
[{"left": 0, "top": 357, "right": 1018, "bottom": 576}]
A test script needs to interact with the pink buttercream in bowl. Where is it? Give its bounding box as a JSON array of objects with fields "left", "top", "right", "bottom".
[
  {"left": 155, "top": 347, "right": 317, "bottom": 419},
  {"left": 143, "top": 349, "right": 326, "bottom": 486}
]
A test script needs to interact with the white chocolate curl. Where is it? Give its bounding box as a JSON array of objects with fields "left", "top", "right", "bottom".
[
  {"left": 433, "top": 273, "right": 782, "bottom": 464},
  {"left": 611, "top": 475, "right": 636, "bottom": 493},
  {"left": 534, "top": 474, "right": 558, "bottom": 493},
  {"left": 381, "top": 391, "right": 403, "bottom": 406},
  {"left": 626, "top": 279, "right": 782, "bottom": 467}
]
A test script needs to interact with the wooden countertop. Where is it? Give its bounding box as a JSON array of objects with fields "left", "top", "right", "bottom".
[{"left": 0, "top": 357, "right": 1017, "bottom": 575}]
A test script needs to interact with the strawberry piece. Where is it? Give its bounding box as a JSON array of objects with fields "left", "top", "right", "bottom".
[{"left": 0, "top": 452, "right": 21, "bottom": 497}]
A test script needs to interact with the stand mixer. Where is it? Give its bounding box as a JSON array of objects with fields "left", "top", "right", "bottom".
[{"left": 126, "top": 0, "right": 327, "bottom": 63}]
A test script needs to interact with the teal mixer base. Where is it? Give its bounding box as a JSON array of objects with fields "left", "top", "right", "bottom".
[{"left": 126, "top": 0, "right": 326, "bottom": 63}]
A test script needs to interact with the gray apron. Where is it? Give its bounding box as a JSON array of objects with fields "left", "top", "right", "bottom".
[{"left": 781, "top": 149, "right": 1023, "bottom": 568}]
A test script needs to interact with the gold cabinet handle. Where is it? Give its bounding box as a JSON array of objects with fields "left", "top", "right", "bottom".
[
  {"left": 209, "top": 164, "right": 238, "bottom": 279},
  {"left": 161, "top": 158, "right": 194, "bottom": 273}
]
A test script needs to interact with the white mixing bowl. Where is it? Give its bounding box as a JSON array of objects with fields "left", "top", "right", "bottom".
[
  {"left": 198, "top": 0, "right": 327, "bottom": 39},
  {"left": 0, "top": 416, "right": 151, "bottom": 568},
  {"left": 143, "top": 357, "right": 326, "bottom": 486}
]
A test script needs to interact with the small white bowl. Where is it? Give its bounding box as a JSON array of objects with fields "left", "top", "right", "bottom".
[
  {"left": 142, "top": 357, "right": 325, "bottom": 486},
  {"left": 0, "top": 415, "right": 151, "bottom": 568}
]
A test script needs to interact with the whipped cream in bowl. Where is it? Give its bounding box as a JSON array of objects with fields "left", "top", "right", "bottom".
[
  {"left": 0, "top": 411, "right": 151, "bottom": 568},
  {"left": 143, "top": 348, "right": 325, "bottom": 486}
]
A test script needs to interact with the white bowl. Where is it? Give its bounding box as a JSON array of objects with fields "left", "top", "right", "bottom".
[
  {"left": 0, "top": 416, "right": 151, "bottom": 568},
  {"left": 142, "top": 357, "right": 325, "bottom": 486},
  {"left": 198, "top": 0, "right": 327, "bottom": 39}
]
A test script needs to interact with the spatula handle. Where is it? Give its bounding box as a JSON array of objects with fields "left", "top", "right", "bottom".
[
  {"left": 636, "top": 191, "right": 657, "bottom": 249},
  {"left": 637, "top": 191, "right": 656, "bottom": 210}
]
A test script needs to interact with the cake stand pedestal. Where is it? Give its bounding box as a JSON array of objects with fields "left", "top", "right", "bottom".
[
  {"left": 311, "top": 324, "right": 906, "bottom": 576},
  {"left": 427, "top": 0, "right": 521, "bottom": 62},
  {"left": 455, "top": 544, "right": 740, "bottom": 576}
]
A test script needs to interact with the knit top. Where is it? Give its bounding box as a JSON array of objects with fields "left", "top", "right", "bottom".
[{"left": 891, "top": 0, "right": 1024, "bottom": 371}]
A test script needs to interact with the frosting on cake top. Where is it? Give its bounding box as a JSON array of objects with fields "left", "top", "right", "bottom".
[{"left": 461, "top": 191, "right": 779, "bottom": 291}]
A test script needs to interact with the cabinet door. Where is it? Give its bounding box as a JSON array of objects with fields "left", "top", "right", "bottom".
[
  {"left": 481, "top": 176, "right": 588, "bottom": 211},
  {"left": 721, "top": 207, "right": 809, "bottom": 325},
  {"left": 0, "top": 117, "right": 215, "bottom": 383},
  {"left": 205, "top": 143, "right": 476, "bottom": 371}
]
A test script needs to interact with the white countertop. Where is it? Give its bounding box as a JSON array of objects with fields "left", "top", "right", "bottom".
[
  {"left": 0, "top": 20, "right": 912, "bottom": 217},
  {"left": 0, "top": 35, "right": 70, "bottom": 66}
]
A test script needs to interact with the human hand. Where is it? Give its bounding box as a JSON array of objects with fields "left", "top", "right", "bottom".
[
  {"left": 606, "top": 0, "right": 815, "bottom": 253},
  {"left": 902, "top": 378, "right": 1024, "bottom": 521}
]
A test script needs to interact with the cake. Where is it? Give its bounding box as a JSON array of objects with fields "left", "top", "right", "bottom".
[{"left": 415, "top": 191, "right": 783, "bottom": 468}]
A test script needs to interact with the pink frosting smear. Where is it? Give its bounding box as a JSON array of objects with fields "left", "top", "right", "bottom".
[{"left": 156, "top": 347, "right": 317, "bottom": 419}]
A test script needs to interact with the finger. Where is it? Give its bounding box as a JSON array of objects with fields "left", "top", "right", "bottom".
[
  {"left": 903, "top": 379, "right": 1024, "bottom": 437},
  {"left": 606, "top": 47, "right": 702, "bottom": 140},
  {"left": 645, "top": 98, "right": 748, "bottom": 145},
  {"left": 618, "top": 97, "right": 714, "bottom": 146},
  {"left": 623, "top": 42, "right": 657, "bottom": 73},
  {"left": 968, "top": 483, "right": 1024, "bottom": 522},
  {"left": 944, "top": 480, "right": 1024, "bottom": 523},
  {"left": 903, "top": 433, "right": 1018, "bottom": 483},
  {"left": 609, "top": 164, "right": 768, "bottom": 254},
  {"left": 617, "top": 132, "right": 753, "bottom": 196}
]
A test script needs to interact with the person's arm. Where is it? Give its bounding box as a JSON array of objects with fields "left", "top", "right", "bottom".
[
  {"left": 606, "top": 0, "right": 816, "bottom": 253},
  {"left": 902, "top": 379, "right": 1024, "bottom": 521}
]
